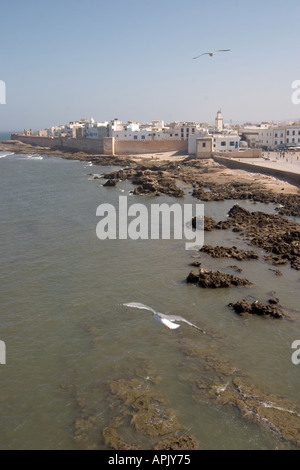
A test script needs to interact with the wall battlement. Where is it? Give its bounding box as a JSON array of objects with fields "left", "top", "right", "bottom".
[{"left": 11, "top": 134, "right": 188, "bottom": 156}]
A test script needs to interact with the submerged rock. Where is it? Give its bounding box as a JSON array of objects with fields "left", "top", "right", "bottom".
[
  {"left": 105, "top": 373, "right": 200, "bottom": 450},
  {"left": 189, "top": 261, "right": 202, "bottom": 267},
  {"left": 154, "top": 434, "right": 200, "bottom": 451},
  {"left": 102, "top": 427, "right": 140, "bottom": 451},
  {"left": 196, "top": 377, "right": 300, "bottom": 448}
]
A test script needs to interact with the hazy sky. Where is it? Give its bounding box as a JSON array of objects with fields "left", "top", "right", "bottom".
[{"left": 1, "top": 0, "right": 300, "bottom": 131}]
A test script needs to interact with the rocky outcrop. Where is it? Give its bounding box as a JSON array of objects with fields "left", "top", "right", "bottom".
[
  {"left": 209, "top": 205, "right": 300, "bottom": 271},
  {"left": 228, "top": 299, "right": 285, "bottom": 319},
  {"left": 192, "top": 216, "right": 217, "bottom": 231},
  {"left": 200, "top": 245, "right": 259, "bottom": 261},
  {"left": 192, "top": 180, "right": 300, "bottom": 217},
  {"left": 187, "top": 268, "right": 252, "bottom": 288},
  {"left": 103, "top": 179, "right": 117, "bottom": 187},
  {"left": 104, "top": 167, "right": 184, "bottom": 197}
]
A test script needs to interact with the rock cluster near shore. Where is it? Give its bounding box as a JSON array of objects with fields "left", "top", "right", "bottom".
[
  {"left": 103, "top": 167, "right": 185, "bottom": 197},
  {"left": 228, "top": 299, "right": 285, "bottom": 319},
  {"left": 187, "top": 268, "right": 252, "bottom": 288},
  {"left": 200, "top": 245, "right": 259, "bottom": 261},
  {"left": 223, "top": 205, "right": 299, "bottom": 270},
  {"left": 192, "top": 205, "right": 300, "bottom": 271},
  {"left": 192, "top": 180, "right": 300, "bottom": 217}
]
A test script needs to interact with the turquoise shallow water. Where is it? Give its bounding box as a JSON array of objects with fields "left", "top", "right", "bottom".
[{"left": 0, "top": 151, "right": 299, "bottom": 449}]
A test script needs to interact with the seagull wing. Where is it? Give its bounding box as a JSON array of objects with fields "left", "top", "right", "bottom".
[
  {"left": 123, "top": 302, "right": 157, "bottom": 314},
  {"left": 193, "top": 52, "right": 210, "bottom": 59},
  {"left": 215, "top": 49, "right": 231, "bottom": 53},
  {"left": 166, "top": 315, "right": 205, "bottom": 334},
  {"left": 160, "top": 318, "right": 181, "bottom": 330}
]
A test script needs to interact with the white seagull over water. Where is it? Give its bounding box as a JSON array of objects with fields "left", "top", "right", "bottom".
[
  {"left": 123, "top": 302, "right": 205, "bottom": 333},
  {"left": 193, "top": 49, "right": 231, "bottom": 59}
]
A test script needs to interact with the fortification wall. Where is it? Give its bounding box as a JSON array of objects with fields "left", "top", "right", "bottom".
[
  {"left": 11, "top": 134, "right": 187, "bottom": 156},
  {"left": 213, "top": 156, "right": 300, "bottom": 187},
  {"left": 11, "top": 134, "right": 104, "bottom": 154},
  {"left": 113, "top": 139, "right": 188, "bottom": 155},
  {"left": 214, "top": 149, "right": 262, "bottom": 159}
]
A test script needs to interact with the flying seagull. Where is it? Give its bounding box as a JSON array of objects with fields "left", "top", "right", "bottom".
[
  {"left": 193, "top": 49, "right": 231, "bottom": 59},
  {"left": 123, "top": 302, "right": 205, "bottom": 333}
]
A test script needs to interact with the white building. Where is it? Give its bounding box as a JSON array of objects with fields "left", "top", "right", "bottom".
[
  {"left": 188, "top": 111, "right": 241, "bottom": 154},
  {"left": 238, "top": 120, "right": 300, "bottom": 150},
  {"left": 188, "top": 131, "right": 209, "bottom": 154},
  {"left": 85, "top": 119, "right": 108, "bottom": 139},
  {"left": 107, "top": 119, "right": 206, "bottom": 141},
  {"left": 213, "top": 133, "right": 240, "bottom": 152},
  {"left": 283, "top": 126, "right": 300, "bottom": 148},
  {"left": 189, "top": 132, "right": 240, "bottom": 155},
  {"left": 255, "top": 124, "right": 300, "bottom": 149},
  {"left": 257, "top": 127, "right": 275, "bottom": 149}
]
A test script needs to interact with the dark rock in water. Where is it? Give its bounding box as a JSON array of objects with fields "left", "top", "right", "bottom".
[
  {"left": 200, "top": 245, "right": 259, "bottom": 261},
  {"left": 186, "top": 271, "right": 200, "bottom": 284},
  {"left": 192, "top": 216, "right": 216, "bottom": 231},
  {"left": 228, "top": 300, "right": 284, "bottom": 319},
  {"left": 187, "top": 269, "right": 252, "bottom": 288},
  {"left": 133, "top": 186, "right": 143, "bottom": 195},
  {"left": 291, "top": 257, "right": 300, "bottom": 270},
  {"left": 268, "top": 298, "right": 280, "bottom": 305},
  {"left": 104, "top": 179, "right": 117, "bottom": 187},
  {"left": 189, "top": 261, "right": 201, "bottom": 267},
  {"left": 269, "top": 268, "right": 283, "bottom": 276},
  {"left": 229, "top": 265, "right": 243, "bottom": 273},
  {"left": 264, "top": 255, "right": 289, "bottom": 266},
  {"left": 227, "top": 205, "right": 250, "bottom": 221}
]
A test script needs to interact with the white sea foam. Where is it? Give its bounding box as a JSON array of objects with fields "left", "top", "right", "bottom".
[
  {"left": 0, "top": 152, "right": 14, "bottom": 158},
  {"left": 26, "top": 154, "right": 43, "bottom": 160}
]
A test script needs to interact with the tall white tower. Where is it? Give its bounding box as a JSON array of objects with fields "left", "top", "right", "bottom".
[{"left": 215, "top": 110, "right": 223, "bottom": 132}]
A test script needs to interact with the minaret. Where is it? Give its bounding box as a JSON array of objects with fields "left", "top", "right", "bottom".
[{"left": 215, "top": 110, "right": 223, "bottom": 132}]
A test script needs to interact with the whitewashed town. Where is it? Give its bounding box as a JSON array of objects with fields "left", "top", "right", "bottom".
[{"left": 35, "top": 110, "right": 300, "bottom": 153}]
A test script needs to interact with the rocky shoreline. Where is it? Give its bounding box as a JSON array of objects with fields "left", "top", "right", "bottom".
[{"left": 194, "top": 205, "right": 300, "bottom": 271}]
